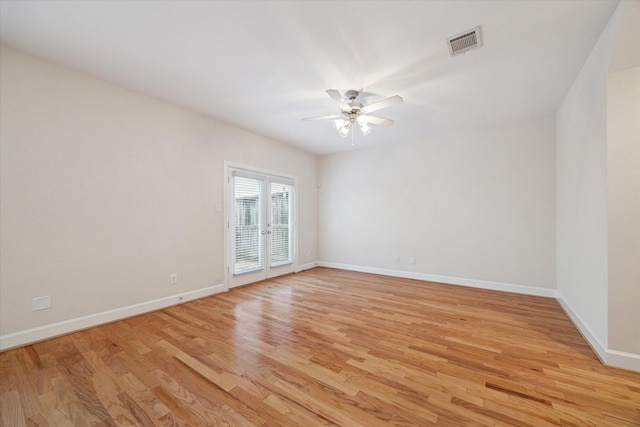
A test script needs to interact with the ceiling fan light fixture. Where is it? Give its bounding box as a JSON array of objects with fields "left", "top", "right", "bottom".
[
  {"left": 303, "top": 89, "right": 402, "bottom": 140},
  {"left": 337, "top": 124, "right": 350, "bottom": 138},
  {"left": 333, "top": 118, "right": 347, "bottom": 131}
]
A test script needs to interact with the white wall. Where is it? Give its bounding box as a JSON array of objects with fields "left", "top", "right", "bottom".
[
  {"left": 0, "top": 46, "right": 318, "bottom": 345},
  {"left": 555, "top": 3, "right": 624, "bottom": 360},
  {"left": 319, "top": 117, "right": 556, "bottom": 292},
  {"left": 607, "top": 66, "right": 640, "bottom": 356}
]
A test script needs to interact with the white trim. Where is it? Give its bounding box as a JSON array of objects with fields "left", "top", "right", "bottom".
[
  {"left": 319, "top": 262, "right": 558, "bottom": 298},
  {"left": 556, "top": 293, "right": 640, "bottom": 372},
  {"left": 0, "top": 284, "right": 225, "bottom": 351},
  {"left": 224, "top": 161, "right": 298, "bottom": 183},
  {"left": 295, "top": 262, "right": 319, "bottom": 272},
  {"left": 606, "top": 349, "right": 640, "bottom": 372},
  {"left": 555, "top": 293, "right": 608, "bottom": 363}
]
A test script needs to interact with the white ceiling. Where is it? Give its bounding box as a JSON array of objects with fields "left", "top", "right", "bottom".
[{"left": 0, "top": 0, "right": 619, "bottom": 155}]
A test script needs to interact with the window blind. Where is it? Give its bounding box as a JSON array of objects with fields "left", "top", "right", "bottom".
[
  {"left": 270, "top": 181, "right": 293, "bottom": 267},
  {"left": 233, "top": 175, "right": 263, "bottom": 274}
]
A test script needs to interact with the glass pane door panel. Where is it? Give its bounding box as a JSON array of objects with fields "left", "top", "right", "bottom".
[
  {"left": 270, "top": 181, "right": 293, "bottom": 267},
  {"left": 233, "top": 175, "right": 263, "bottom": 275}
]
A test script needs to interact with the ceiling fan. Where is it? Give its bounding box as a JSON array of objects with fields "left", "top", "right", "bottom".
[{"left": 303, "top": 89, "right": 403, "bottom": 137}]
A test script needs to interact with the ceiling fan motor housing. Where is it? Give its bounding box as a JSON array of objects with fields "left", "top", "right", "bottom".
[
  {"left": 344, "top": 90, "right": 363, "bottom": 115},
  {"left": 344, "top": 90, "right": 359, "bottom": 101}
]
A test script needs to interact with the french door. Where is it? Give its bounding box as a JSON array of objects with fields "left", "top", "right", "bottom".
[{"left": 228, "top": 168, "right": 296, "bottom": 288}]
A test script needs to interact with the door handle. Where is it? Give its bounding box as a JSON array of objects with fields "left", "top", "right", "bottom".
[{"left": 261, "top": 231, "right": 267, "bottom": 235}]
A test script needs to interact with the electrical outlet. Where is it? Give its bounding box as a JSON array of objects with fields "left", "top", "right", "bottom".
[
  {"left": 32, "top": 296, "right": 51, "bottom": 311},
  {"left": 170, "top": 274, "right": 178, "bottom": 285},
  {"left": 410, "top": 257, "right": 416, "bottom": 265}
]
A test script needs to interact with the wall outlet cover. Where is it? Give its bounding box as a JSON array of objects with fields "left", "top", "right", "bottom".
[{"left": 32, "top": 296, "right": 51, "bottom": 311}]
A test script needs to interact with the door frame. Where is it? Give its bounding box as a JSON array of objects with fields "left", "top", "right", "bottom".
[{"left": 223, "top": 161, "right": 298, "bottom": 290}]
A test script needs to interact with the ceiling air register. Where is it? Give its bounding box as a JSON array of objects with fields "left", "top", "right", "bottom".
[{"left": 447, "top": 26, "right": 482, "bottom": 56}]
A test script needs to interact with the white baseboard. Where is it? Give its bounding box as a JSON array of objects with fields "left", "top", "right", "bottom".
[
  {"left": 556, "top": 293, "right": 640, "bottom": 372},
  {"left": 295, "top": 261, "right": 319, "bottom": 272},
  {"left": 5, "top": 267, "right": 638, "bottom": 373},
  {"left": 555, "top": 294, "right": 607, "bottom": 362},
  {"left": 319, "top": 262, "right": 558, "bottom": 298},
  {"left": 0, "top": 284, "right": 226, "bottom": 351},
  {"left": 320, "top": 262, "right": 639, "bottom": 372},
  {"left": 607, "top": 349, "right": 640, "bottom": 372}
]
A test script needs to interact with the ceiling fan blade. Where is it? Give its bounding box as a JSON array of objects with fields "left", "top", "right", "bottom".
[
  {"left": 361, "top": 95, "right": 403, "bottom": 114},
  {"left": 362, "top": 115, "right": 394, "bottom": 127},
  {"left": 302, "top": 114, "right": 342, "bottom": 121},
  {"left": 326, "top": 89, "right": 350, "bottom": 110}
]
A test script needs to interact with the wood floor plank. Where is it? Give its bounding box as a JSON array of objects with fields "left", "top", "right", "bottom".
[
  {"left": 39, "top": 376, "right": 93, "bottom": 426},
  {"left": 1, "top": 267, "right": 639, "bottom": 425},
  {"left": 0, "top": 390, "right": 26, "bottom": 427},
  {"left": 10, "top": 351, "right": 45, "bottom": 418}
]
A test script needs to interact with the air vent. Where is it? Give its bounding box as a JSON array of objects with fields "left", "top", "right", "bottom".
[{"left": 446, "top": 26, "right": 482, "bottom": 57}]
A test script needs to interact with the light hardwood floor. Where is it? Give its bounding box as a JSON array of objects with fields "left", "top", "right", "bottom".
[{"left": 1, "top": 267, "right": 639, "bottom": 426}]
